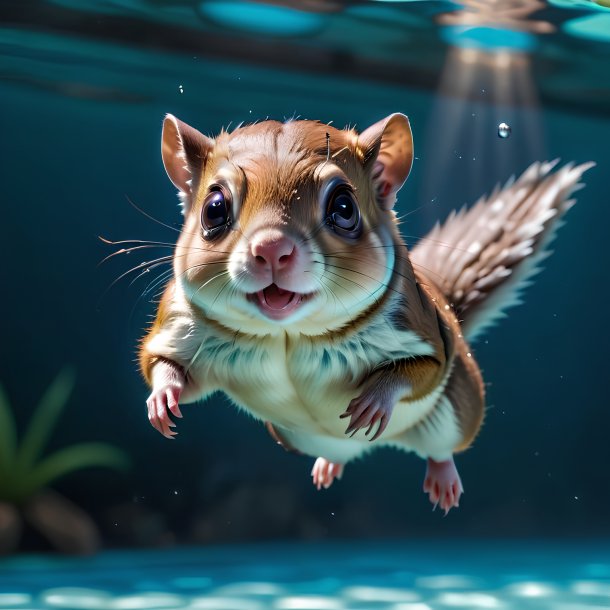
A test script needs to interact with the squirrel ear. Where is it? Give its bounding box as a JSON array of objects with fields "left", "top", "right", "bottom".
[
  {"left": 161, "top": 114, "right": 213, "bottom": 203},
  {"left": 358, "top": 113, "right": 413, "bottom": 210}
]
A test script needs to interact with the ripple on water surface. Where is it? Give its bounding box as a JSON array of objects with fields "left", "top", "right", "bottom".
[{"left": 0, "top": 543, "right": 609, "bottom": 610}]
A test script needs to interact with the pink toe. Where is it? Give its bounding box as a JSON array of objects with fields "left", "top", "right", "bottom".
[
  {"left": 424, "top": 457, "right": 463, "bottom": 512},
  {"left": 432, "top": 482, "right": 440, "bottom": 503}
]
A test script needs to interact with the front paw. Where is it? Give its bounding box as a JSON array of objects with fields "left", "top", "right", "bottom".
[
  {"left": 340, "top": 388, "right": 394, "bottom": 441},
  {"left": 146, "top": 383, "right": 183, "bottom": 439}
]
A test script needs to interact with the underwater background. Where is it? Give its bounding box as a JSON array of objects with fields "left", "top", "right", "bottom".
[{"left": 1, "top": 1, "right": 610, "bottom": 608}]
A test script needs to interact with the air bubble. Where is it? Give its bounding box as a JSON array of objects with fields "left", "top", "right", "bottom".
[
  {"left": 178, "top": 84, "right": 184, "bottom": 94},
  {"left": 498, "top": 122, "right": 511, "bottom": 138}
]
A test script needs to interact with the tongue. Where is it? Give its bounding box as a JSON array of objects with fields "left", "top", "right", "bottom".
[{"left": 263, "top": 284, "right": 295, "bottom": 309}]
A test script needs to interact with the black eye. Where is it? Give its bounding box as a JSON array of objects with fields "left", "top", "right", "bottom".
[
  {"left": 326, "top": 186, "right": 362, "bottom": 238},
  {"left": 201, "top": 187, "right": 231, "bottom": 239}
]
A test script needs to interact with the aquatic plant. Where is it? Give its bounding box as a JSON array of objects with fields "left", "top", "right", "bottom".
[{"left": 0, "top": 368, "right": 129, "bottom": 554}]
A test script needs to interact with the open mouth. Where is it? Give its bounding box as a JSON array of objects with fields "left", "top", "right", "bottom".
[{"left": 248, "top": 283, "right": 311, "bottom": 320}]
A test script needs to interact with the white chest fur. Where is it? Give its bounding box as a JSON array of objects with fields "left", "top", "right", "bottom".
[
  {"left": 144, "top": 285, "right": 456, "bottom": 460},
  {"left": 186, "top": 311, "right": 437, "bottom": 436}
]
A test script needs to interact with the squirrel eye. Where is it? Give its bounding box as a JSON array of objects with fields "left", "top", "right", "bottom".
[
  {"left": 201, "top": 187, "right": 231, "bottom": 239},
  {"left": 326, "top": 186, "right": 362, "bottom": 238}
]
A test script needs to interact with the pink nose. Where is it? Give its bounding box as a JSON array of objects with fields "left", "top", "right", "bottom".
[{"left": 251, "top": 235, "right": 296, "bottom": 271}]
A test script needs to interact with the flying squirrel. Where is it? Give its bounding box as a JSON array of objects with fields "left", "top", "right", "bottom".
[{"left": 138, "top": 113, "right": 592, "bottom": 513}]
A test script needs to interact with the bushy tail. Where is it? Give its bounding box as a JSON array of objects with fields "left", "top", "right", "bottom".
[{"left": 410, "top": 160, "right": 594, "bottom": 342}]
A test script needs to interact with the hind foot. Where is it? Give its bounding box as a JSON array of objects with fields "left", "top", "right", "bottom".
[
  {"left": 311, "top": 458, "right": 344, "bottom": 490},
  {"left": 423, "top": 457, "right": 463, "bottom": 514}
]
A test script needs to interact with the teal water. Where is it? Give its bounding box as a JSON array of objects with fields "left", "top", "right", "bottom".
[
  {"left": 2, "top": 543, "right": 610, "bottom": 609},
  {"left": 2, "top": 1, "right": 610, "bottom": 607}
]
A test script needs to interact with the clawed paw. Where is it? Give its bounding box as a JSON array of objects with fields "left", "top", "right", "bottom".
[
  {"left": 146, "top": 384, "right": 183, "bottom": 439},
  {"left": 340, "top": 392, "right": 393, "bottom": 441},
  {"left": 311, "top": 458, "right": 344, "bottom": 490},
  {"left": 423, "top": 457, "right": 463, "bottom": 515}
]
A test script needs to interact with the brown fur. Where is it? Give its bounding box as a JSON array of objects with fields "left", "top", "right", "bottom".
[
  {"left": 139, "top": 280, "right": 176, "bottom": 385},
  {"left": 415, "top": 272, "right": 485, "bottom": 448},
  {"left": 140, "top": 116, "right": 486, "bottom": 461}
]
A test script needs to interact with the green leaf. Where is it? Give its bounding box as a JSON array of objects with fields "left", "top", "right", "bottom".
[
  {"left": 0, "top": 383, "right": 17, "bottom": 475},
  {"left": 15, "top": 367, "right": 76, "bottom": 475},
  {"left": 18, "top": 443, "right": 130, "bottom": 498}
]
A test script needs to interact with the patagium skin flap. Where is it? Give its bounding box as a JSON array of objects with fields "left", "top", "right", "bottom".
[{"left": 138, "top": 113, "right": 592, "bottom": 514}]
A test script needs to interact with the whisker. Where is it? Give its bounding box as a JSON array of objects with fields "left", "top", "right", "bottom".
[
  {"left": 321, "top": 265, "right": 422, "bottom": 348},
  {"left": 105, "top": 250, "right": 194, "bottom": 291},
  {"left": 100, "top": 235, "right": 235, "bottom": 259},
  {"left": 323, "top": 250, "right": 416, "bottom": 287},
  {"left": 98, "top": 243, "right": 177, "bottom": 266},
  {"left": 101, "top": 235, "right": 231, "bottom": 306},
  {"left": 98, "top": 255, "right": 174, "bottom": 305},
  {"left": 315, "top": 273, "right": 356, "bottom": 319},
  {"left": 315, "top": 264, "right": 429, "bottom": 350},
  {"left": 118, "top": 191, "right": 247, "bottom": 250},
  {"left": 183, "top": 259, "right": 232, "bottom": 275},
  {"left": 318, "top": 238, "right": 473, "bottom": 257},
  {"left": 128, "top": 266, "right": 175, "bottom": 327},
  {"left": 396, "top": 200, "right": 440, "bottom": 222},
  {"left": 128, "top": 259, "right": 173, "bottom": 287},
  {"left": 141, "top": 267, "right": 175, "bottom": 301},
  {"left": 321, "top": 262, "right": 413, "bottom": 303},
  {"left": 125, "top": 195, "right": 183, "bottom": 235},
  {"left": 210, "top": 272, "right": 236, "bottom": 310},
  {"left": 401, "top": 234, "right": 474, "bottom": 254},
  {"left": 131, "top": 258, "right": 231, "bottom": 323},
  {"left": 294, "top": 210, "right": 470, "bottom": 257},
  {"left": 330, "top": 251, "right": 451, "bottom": 287},
  {"left": 99, "top": 236, "right": 178, "bottom": 248},
  {"left": 323, "top": 267, "right": 377, "bottom": 298},
  {"left": 410, "top": 262, "right": 452, "bottom": 287},
  {"left": 187, "top": 267, "right": 231, "bottom": 307}
]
